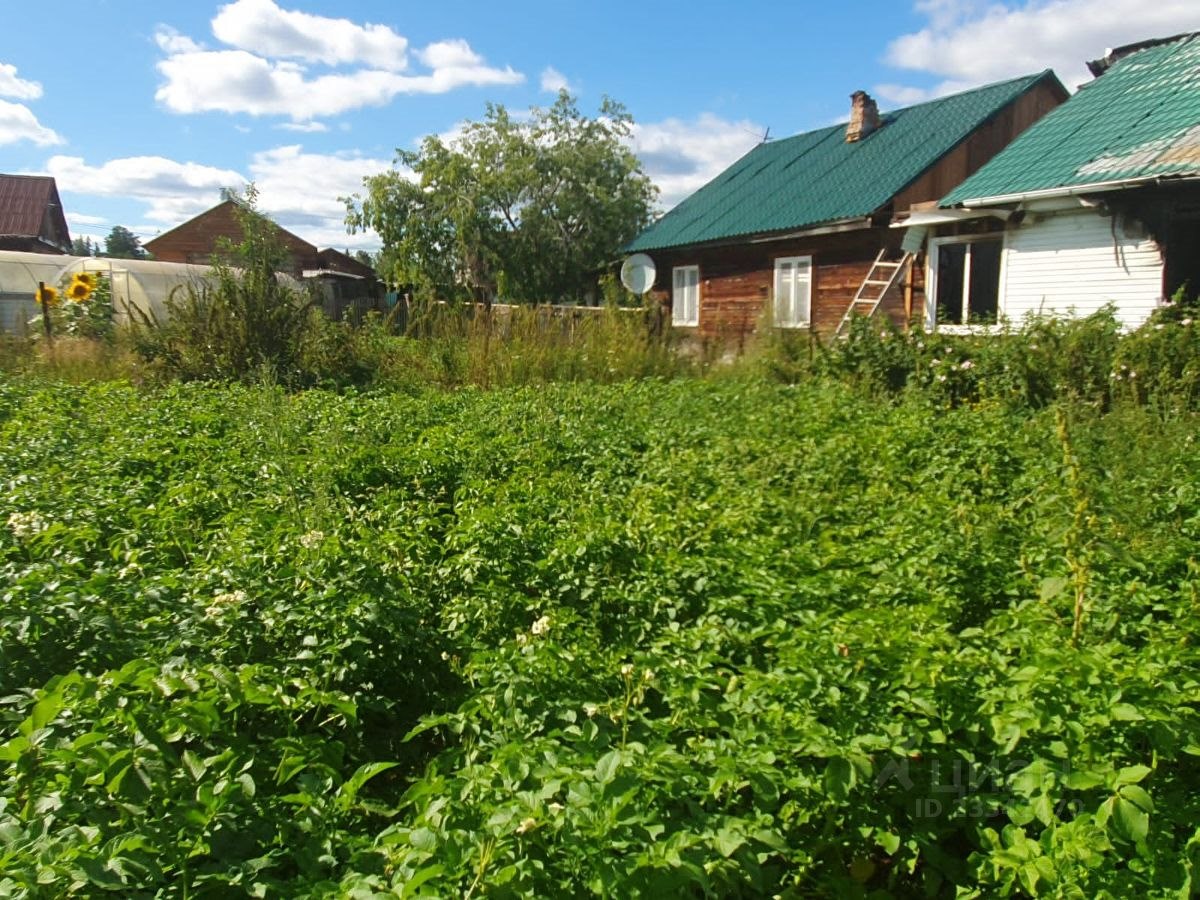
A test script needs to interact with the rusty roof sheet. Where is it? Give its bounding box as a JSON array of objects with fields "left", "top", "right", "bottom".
[
  {"left": 0, "top": 174, "right": 68, "bottom": 241},
  {"left": 943, "top": 32, "right": 1200, "bottom": 205}
]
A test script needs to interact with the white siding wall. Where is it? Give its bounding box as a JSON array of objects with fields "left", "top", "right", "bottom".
[{"left": 1001, "top": 209, "right": 1164, "bottom": 329}]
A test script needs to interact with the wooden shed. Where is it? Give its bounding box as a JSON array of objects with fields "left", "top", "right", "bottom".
[
  {"left": 0, "top": 174, "right": 71, "bottom": 255},
  {"left": 625, "top": 72, "right": 1067, "bottom": 339}
]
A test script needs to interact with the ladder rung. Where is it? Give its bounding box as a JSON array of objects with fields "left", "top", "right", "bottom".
[{"left": 836, "top": 250, "right": 912, "bottom": 336}]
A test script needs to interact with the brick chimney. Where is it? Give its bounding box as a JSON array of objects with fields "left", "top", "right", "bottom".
[{"left": 846, "top": 91, "right": 881, "bottom": 142}]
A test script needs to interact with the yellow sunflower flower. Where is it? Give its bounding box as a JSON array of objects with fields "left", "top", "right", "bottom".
[
  {"left": 66, "top": 278, "right": 93, "bottom": 302},
  {"left": 73, "top": 272, "right": 97, "bottom": 290},
  {"left": 36, "top": 285, "right": 58, "bottom": 306}
]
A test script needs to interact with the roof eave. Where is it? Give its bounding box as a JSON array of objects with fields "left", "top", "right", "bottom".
[
  {"left": 632, "top": 215, "right": 875, "bottom": 254},
  {"left": 947, "top": 174, "right": 1200, "bottom": 208}
]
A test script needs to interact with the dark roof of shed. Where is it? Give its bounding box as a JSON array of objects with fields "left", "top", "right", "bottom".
[
  {"left": 626, "top": 71, "right": 1059, "bottom": 253},
  {"left": 316, "top": 247, "right": 376, "bottom": 279},
  {"left": 0, "top": 174, "right": 69, "bottom": 243},
  {"left": 943, "top": 33, "right": 1200, "bottom": 205}
]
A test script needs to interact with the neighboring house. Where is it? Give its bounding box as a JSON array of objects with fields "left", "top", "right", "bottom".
[
  {"left": 625, "top": 72, "right": 1067, "bottom": 337},
  {"left": 0, "top": 174, "right": 71, "bottom": 255},
  {"left": 145, "top": 200, "right": 380, "bottom": 316},
  {"left": 144, "top": 199, "right": 323, "bottom": 274},
  {"left": 926, "top": 32, "right": 1200, "bottom": 330}
]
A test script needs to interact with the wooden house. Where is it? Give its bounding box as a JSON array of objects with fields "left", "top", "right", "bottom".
[
  {"left": 145, "top": 200, "right": 381, "bottom": 316},
  {"left": 625, "top": 72, "right": 1067, "bottom": 338},
  {"left": 0, "top": 174, "right": 71, "bottom": 255},
  {"left": 925, "top": 32, "right": 1200, "bottom": 330},
  {"left": 144, "top": 199, "right": 322, "bottom": 274}
]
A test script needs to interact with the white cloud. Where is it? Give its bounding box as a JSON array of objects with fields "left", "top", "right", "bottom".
[
  {"left": 66, "top": 212, "right": 108, "bottom": 227},
  {"left": 872, "top": 83, "right": 938, "bottom": 106},
  {"left": 248, "top": 145, "right": 393, "bottom": 248},
  {"left": 154, "top": 26, "right": 204, "bottom": 55},
  {"left": 631, "top": 113, "right": 763, "bottom": 210},
  {"left": 540, "top": 66, "right": 572, "bottom": 94},
  {"left": 156, "top": 43, "right": 521, "bottom": 121},
  {"left": 45, "top": 155, "right": 247, "bottom": 224},
  {"left": 277, "top": 120, "right": 328, "bottom": 133},
  {"left": 0, "top": 99, "right": 63, "bottom": 146},
  {"left": 886, "top": 0, "right": 1200, "bottom": 93},
  {"left": 415, "top": 39, "right": 480, "bottom": 70},
  {"left": 0, "top": 62, "right": 42, "bottom": 100},
  {"left": 154, "top": 4, "right": 523, "bottom": 123},
  {"left": 212, "top": 0, "right": 408, "bottom": 71}
]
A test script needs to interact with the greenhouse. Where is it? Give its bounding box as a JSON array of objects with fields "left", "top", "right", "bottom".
[{"left": 0, "top": 252, "right": 220, "bottom": 333}]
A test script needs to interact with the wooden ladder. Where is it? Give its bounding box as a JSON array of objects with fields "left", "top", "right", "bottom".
[{"left": 835, "top": 248, "right": 912, "bottom": 336}]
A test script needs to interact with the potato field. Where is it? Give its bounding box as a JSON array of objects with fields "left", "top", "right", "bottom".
[{"left": 1, "top": 376, "right": 1198, "bottom": 897}]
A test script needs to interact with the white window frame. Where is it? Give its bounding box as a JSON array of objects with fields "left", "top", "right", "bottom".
[
  {"left": 773, "top": 256, "right": 813, "bottom": 328},
  {"left": 926, "top": 235, "right": 1005, "bottom": 332},
  {"left": 672, "top": 265, "right": 700, "bottom": 327}
]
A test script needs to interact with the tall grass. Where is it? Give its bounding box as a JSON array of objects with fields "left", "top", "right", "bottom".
[
  {"left": 372, "top": 302, "right": 693, "bottom": 389},
  {"left": 0, "top": 336, "right": 144, "bottom": 383}
]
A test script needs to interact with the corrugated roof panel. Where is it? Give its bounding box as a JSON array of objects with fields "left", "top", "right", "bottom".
[
  {"left": 0, "top": 175, "right": 55, "bottom": 236},
  {"left": 943, "top": 33, "right": 1200, "bottom": 204},
  {"left": 629, "top": 72, "right": 1056, "bottom": 252}
]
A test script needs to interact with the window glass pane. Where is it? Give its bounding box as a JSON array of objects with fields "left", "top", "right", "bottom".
[
  {"left": 672, "top": 266, "right": 699, "bottom": 325},
  {"left": 967, "top": 241, "right": 1001, "bottom": 322},
  {"left": 775, "top": 257, "right": 812, "bottom": 327},
  {"left": 936, "top": 244, "right": 966, "bottom": 325}
]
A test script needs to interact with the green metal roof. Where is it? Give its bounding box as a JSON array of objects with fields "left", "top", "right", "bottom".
[
  {"left": 626, "top": 71, "right": 1057, "bottom": 253},
  {"left": 943, "top": 33, "right": 1200, "bottom": 206}
]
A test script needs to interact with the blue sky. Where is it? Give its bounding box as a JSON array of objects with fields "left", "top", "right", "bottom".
[{"left": 2, "top": 0, "right": 1196, "bottom": 251}]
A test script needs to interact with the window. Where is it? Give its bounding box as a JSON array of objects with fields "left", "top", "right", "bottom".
[
  {"left": 774, "top": 256, "right": 812, "bottom": 328},
  {"left": 672, "top": 265, "right": 700, "bottom": 326},
  {"left": 929, "top": 237, "right": 1001, "bottom": 327}
]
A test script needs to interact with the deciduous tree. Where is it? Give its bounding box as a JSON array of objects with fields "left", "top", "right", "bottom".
[{"left": 345, "top": 93, "right": 657, "bottom": 305}]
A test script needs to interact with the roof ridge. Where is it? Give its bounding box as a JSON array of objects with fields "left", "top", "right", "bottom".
[{"left": 761, "top": 70, "right": 1051, "bottom": 151}]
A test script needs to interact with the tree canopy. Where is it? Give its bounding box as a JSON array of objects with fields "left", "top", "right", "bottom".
[
  {"left": 70, "top": 236, "right": 97, "bottom": 257},
  {"left": 103, "top": 225, "right": 146, "bottom": 259},
  {"left": 345, "top": 93, "right": 658, "bottom": 305}
]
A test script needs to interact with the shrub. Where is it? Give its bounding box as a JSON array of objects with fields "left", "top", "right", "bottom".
[
  {"left": 127, "top": 190, "right": 315, "bottom": 384},
  {"left": 1110, "top": 299, "right": 1200, "bottom": 410}
]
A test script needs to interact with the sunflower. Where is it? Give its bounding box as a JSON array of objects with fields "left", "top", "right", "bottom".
[
  {"left": 66, "top": 278, "right": 93, "bottom": 302},
  {"left": 73, "top": 272, "right": 97, "bottom": 290},
  {"left": 36, "top": 285, "right": 58, "bottom": 306}
]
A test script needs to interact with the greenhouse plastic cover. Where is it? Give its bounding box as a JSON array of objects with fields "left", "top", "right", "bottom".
[{"left": 0, "top": 252, "right": 299, "bottom": 333}]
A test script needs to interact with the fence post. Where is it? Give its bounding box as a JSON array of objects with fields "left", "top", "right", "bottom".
[{"left": 38, "top": 281, "right": 53, "bottom": 344}]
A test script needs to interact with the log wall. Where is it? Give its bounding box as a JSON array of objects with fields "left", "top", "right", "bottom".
[{"left": 650, "top": 227, "right": 921, "bottom": 339}]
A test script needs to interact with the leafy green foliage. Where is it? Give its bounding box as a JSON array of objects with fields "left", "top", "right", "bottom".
[
  {"left": 102, "top": 225, "right": 146, "bottom": 260},
  {"left": 127, "top": 191, "right": 315, "bottom": 383},
  {"left": 2, "top": 369, "right": 1199, "bottom": 896},
  {"left": 346, "top": 93, "right": 658, "bottom": 304}
]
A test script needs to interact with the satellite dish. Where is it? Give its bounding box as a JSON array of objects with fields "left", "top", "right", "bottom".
[{"left": 620, "top": 254, "right": 657, "bottom": 295}]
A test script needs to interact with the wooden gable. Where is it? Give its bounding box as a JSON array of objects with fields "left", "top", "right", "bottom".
[{"left": 145, "top": 200, "right": 320, "bottom": 274}]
